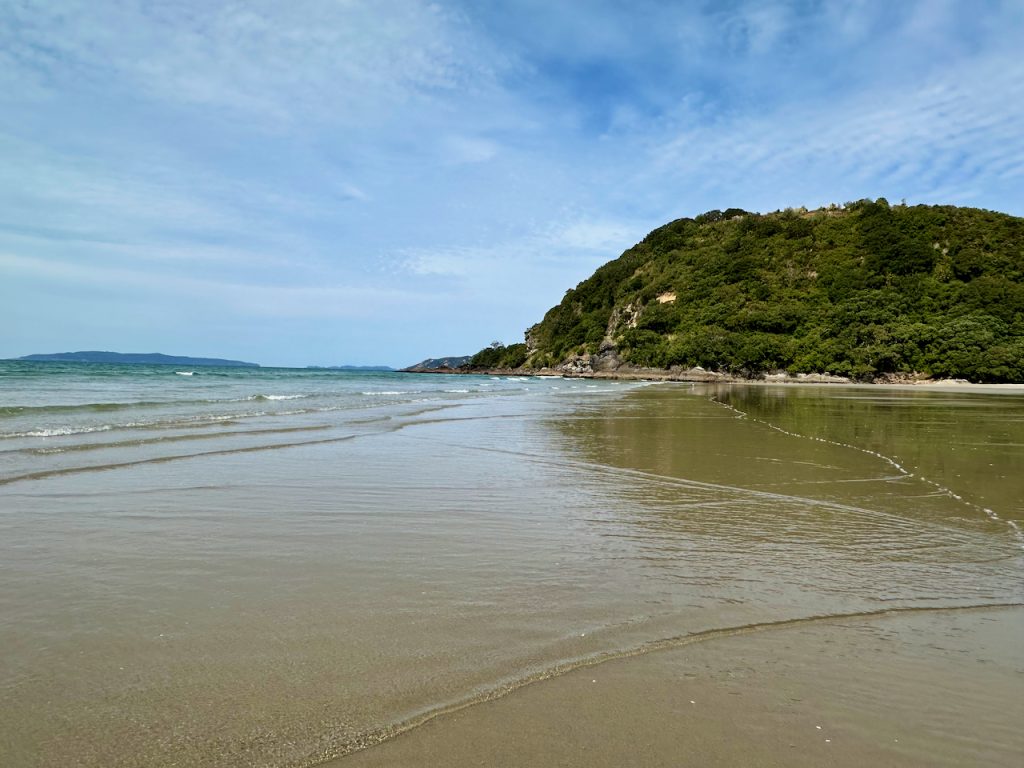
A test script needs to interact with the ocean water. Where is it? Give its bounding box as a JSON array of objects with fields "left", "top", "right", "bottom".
[{"left": 1, "top": 361, "right": 1022, "bottom": 766}]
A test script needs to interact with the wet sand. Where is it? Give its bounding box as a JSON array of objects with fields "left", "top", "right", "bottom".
[
  {"left": 337, "top": 606, "right": 1024, "bottom": 768},
  {"left": 4, "top": 374, "right": 1021, "bottom": 766}
]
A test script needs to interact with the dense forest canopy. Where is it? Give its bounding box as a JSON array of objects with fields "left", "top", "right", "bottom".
[{"left": 471, "top": 201, "right": 1024, "bottom": 382}]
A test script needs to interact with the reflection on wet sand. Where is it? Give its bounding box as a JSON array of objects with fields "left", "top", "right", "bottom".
[
  {"left": 544, "top": 385, "right": 1022, "bottom": 606},
  {"left": 3, "top": 380, "right": 1021, "bottom": 767},
  {"left": 337, "top": 382, "right": 1024, "bottom": 767}
]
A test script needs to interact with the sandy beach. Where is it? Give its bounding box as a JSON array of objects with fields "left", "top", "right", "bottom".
[
  {"left": 409, "top": 365, "right": 1024, "bottom": 393},
  {"left": 337, "top": 606, "right": 1024, "bottom": 767},
  {"left": 3, "top": 368, "right": 1021, "bottom": 767}
]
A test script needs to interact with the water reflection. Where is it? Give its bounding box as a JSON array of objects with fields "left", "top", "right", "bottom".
[{"left": 544, "top": 384, "right": 1023, "bottom": 605}]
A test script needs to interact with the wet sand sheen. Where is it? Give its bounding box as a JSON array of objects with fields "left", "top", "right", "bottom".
[
  {"left": 336, "top": 606, "right": 1024, "bottom": 768},
  {"left": 2, "top": 374, "right": 1022, "bottom": 767}
]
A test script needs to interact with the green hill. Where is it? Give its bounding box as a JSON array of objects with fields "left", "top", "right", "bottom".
[{"left": 472, "top": 200, "right": 1024, "bottom": 382}]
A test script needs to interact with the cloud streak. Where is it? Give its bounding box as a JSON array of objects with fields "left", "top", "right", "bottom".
[{"left": 2, "top": 0, "right": 1023, "bottom": 366}]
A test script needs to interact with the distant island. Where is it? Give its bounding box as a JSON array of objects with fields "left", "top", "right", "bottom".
[
  {"left": 446, "top": 201, "right": 1024, "bottom": 384},
  {"left": 17, "top": 351, "right": 260, "bottom": 367}
]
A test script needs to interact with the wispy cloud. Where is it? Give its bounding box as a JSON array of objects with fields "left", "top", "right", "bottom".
[
  {"left": 648, "top": 53, "right": 1024, "bottom": 211},
  {"left": 3, "top": 0, "right": 1023, "bottom": 365}
]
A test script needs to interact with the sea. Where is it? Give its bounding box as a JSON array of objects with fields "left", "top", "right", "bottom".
[{"left": 1, "top": 361, "right": 1022, "bottom": 767}]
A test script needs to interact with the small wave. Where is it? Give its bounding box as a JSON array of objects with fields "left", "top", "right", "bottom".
[
  {"left": 362, "top": 390, "right": 417, "bottom": 396},
  {"left": 444, "top": 389, "right": 470, "bottom": 394},
  {"left": 4, "top": 425, "right": 114, "bottom": 438},
  {"left": 1, "top": 412, "right": 255, "bottom": 439},
  {"left": 313, "top": 601, "right": 1023, "bottom": 761},
  {"left": 0, "top": 400, "right": 176, "bottom": 416},
  {"left": 175, "top": 371, "right": 194, "bottom": 376},
  {"left": 0, "top": 396, "right": 288, "bottom": 416}
]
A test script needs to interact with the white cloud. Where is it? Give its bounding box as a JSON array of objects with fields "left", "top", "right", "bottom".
[
  {"left": 3, "top": 0, "right": 1024, "bottom": 363},
  {"left": 649, "top": 54, "right": 1024, "bottom": 211},
  {"left": 0, "top": 251, "right": 426, "bottom": 319},
  {"left": 441, "top": 135, "right": 500, "bottom": 164},
  {"left": 542, "top": 219, "right": 644, "bottom": 253},
  {"left": 399, "top": 247, "right": 477, "bottom": 277},
  {"left": 2, "top": 0, "right": 499, "bottom": 127}
]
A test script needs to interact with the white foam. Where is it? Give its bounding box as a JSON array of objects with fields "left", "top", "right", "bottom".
[{"left": 6, "top": 425, "right": 113, "bottom": 438}]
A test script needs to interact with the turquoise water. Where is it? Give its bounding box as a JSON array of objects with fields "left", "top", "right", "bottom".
[{"left": 0, "top": 361, "right": 623, "bottom": 485}]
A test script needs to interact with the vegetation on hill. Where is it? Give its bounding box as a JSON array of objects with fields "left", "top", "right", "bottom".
[
  {"left": 472, "top": 200, "right": 1024, "bottom": 382},
  {"left": 403, "top": 355, "right": 473, "bottom": 371},
  {"left": 467, "top": 342, "right": 529, "bottom": 370}
]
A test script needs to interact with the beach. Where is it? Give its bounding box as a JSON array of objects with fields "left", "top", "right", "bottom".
[
  {"left": 340, "top": 606, "right": 1024, "bottom": 767},
  {"left": 1, "top": 362, "right": 1022, "bottom": 766}
]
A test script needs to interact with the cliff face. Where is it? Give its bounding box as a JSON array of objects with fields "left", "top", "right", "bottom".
[{"left": 516, "top": 201, "right": 1024, "bottom": 383}]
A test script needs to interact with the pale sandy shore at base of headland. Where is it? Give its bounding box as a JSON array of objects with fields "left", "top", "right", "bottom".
[
  {"left": 404, "top": 366, "right": 1024, "bottom": 393},
  {"left": 329, "top": 606, "right": 1024, "bottom": 768}
]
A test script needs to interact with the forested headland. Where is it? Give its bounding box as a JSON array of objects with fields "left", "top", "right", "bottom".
[{"left": 468, "top": 200, "right": 1024, "bottom": 383}]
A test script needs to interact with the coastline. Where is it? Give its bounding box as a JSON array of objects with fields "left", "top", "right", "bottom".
[
  {"left": 401, "top": 366, "right": 1024, "bottom": 392},
  {"left": 7, "top": 367, "right": 1022, "bottom": 766}
]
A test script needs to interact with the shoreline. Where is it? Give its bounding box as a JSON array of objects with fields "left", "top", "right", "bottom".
[
  {"left": 400, "top": 366, "right": 1024, "bottom": 392},
  {"left": 335, "top": 605, "right": 1024, "bottom": 767}
]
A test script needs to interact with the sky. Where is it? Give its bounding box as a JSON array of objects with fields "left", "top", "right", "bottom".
[{"left": 3, "top": 0, "right": 1024, "bottom": 367}]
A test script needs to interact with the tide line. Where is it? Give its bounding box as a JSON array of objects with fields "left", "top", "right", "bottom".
[
  {"left": 312, "top": 601, "right": 1024, "bottom": 764},
  {"left": 709, "top": 396, "right": 1024, "bottom": 550}
]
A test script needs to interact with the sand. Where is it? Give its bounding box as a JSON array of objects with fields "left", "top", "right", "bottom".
[{"left": 332, "top": 606, "right": 1024, "bottom": 767}]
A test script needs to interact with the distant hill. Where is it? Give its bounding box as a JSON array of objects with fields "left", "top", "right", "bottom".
[
  {"left": 402, "top": 355, "right": 471, "bottom": 371},
  {"left": 18, "top": 351, "right": 260, "bottom": 367},
  {"left": 467, "top": 201, "right": 1024, "bottom": 383}
]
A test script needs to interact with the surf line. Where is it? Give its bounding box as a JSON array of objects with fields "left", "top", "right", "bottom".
[
  {"left": 313, "top": 601, "right": 1023, "bottom": 764},
  {"left": 0, "top": 405, "right": 466, "bottom": 486},
  {"left": 0, "top": 431, "right": 383, "bottom": 486},
  {"left": 708, "top": 396, "right": 1024, "bottom": 550}
]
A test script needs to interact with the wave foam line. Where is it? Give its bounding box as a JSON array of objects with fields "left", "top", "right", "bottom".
[
  {"left": 2, "top": 424, "right": 332, "bottom": 456},
  {"left": 0, "top": 402, "right": 396, "bottom": 440},
  {"left": 0, "top": 432, "right": 374, "bottom": 486},
  {"left": 710, "top": 396, "right": 1024, "bottom": 549},
  {"left": 0, "top": 404, "right": 465, "bottom": 486},
  {"left": 312, "top": 601, "right": 1024, "bottom": 763},
  {"left": 0, "top": 393, "right": 324, "bottom": 421}
]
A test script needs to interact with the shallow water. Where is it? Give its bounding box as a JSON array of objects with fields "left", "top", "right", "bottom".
[{"left": 1, "top": 365, "right": 1021, "bottom": 766}]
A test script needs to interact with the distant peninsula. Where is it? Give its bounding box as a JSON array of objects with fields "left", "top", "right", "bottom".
[
  {"left": 402, "top": 355, "right": 471, "bottom": 372},
  {"left": 452, "top": 201, "right": 1024, "bottom": 384},
  {"left": 17, "top": 351, "right": 260, "bottom": 367}
]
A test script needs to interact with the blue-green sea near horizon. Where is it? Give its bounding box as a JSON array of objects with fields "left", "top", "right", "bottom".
[{"left": 1, "top": 361, "right": 1022, "bottom": 766}]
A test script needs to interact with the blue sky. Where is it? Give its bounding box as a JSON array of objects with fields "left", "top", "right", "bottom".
[{"left": 3, "top": 0, "right": 1023, "bottom": 367}]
